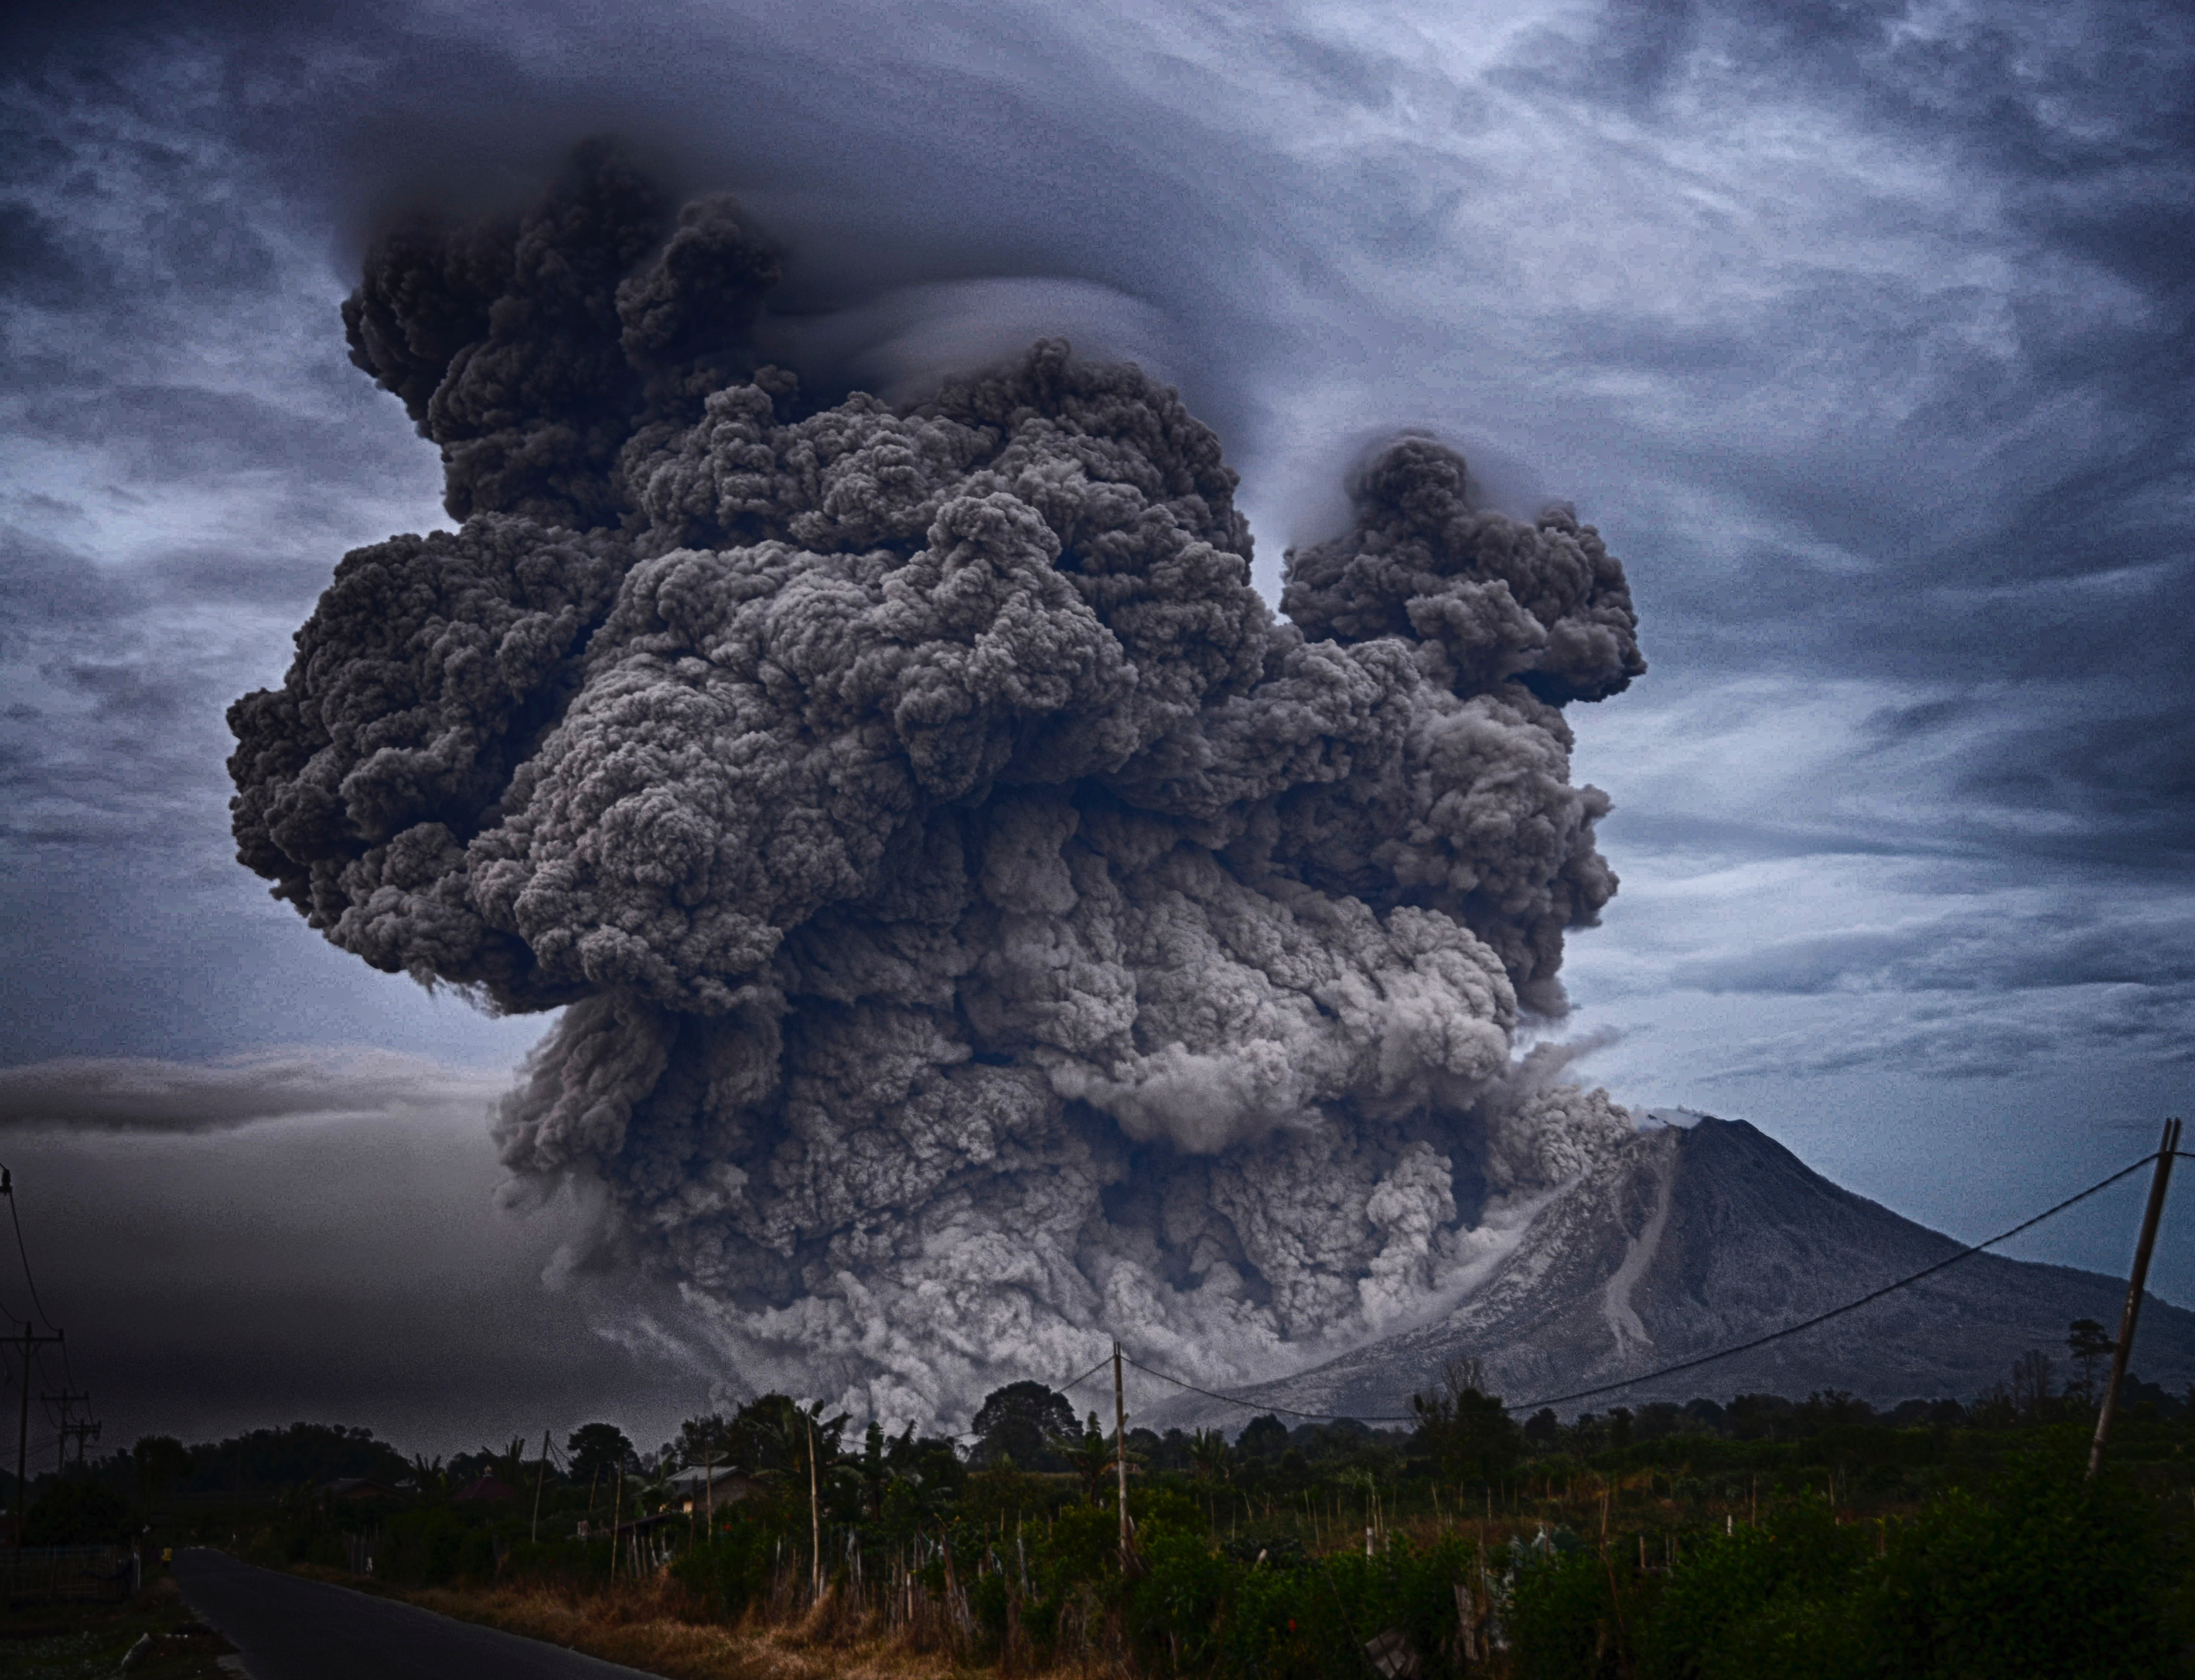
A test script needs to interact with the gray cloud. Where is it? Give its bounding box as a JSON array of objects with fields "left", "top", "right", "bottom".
[{"left": 0, "top": 1047, "right": 506, "bottom": 1133}]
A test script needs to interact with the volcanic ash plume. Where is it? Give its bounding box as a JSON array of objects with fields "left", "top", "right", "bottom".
[{"left": 229, "top": 147, "right": 1645, "bottom": 1426}]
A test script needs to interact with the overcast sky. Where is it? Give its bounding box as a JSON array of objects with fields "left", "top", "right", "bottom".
[{"left": 2, "top": 0, "right": 2190, "bottom": 1457}]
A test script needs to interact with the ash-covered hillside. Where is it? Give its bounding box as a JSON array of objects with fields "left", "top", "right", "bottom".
[{"left": 1176, "top": 1116, "right": 2195, "bottom": 1423}]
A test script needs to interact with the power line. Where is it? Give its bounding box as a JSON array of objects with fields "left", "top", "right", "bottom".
[
  {"left": 947, "top": 1356, "right": 1115, "bottom": 1442},
  {"left": 1098, "top": 1144, "right": 2168, "bottom": 1427},
  {"left": 0, "top": 1167, "right": 72, "bottom": 1394},
  {"left": 1507, "top": 1149, "right": 2162, "bottom": 1414},
  {"left": 0, "top": 1169, "right": 58, "bottom": 1333},
  {"left": 0, "top": 1168, "right": 33, "bottom": 1329},
  {"left": 1122, "top": 1353, "right": 1413, "bottom": 1424},
  {"left": 1054, "top": 1357, "right": 1113, "bottom": 1396}
]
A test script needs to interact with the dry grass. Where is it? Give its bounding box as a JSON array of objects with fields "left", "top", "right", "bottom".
[{"left": 397, "top": 1576, "right": 991, "bottom": 1680}]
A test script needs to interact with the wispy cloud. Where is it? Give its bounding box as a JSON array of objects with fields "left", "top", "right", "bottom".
[{"left": 0, "top": 1048, "right": 508, "bottom": 1133}]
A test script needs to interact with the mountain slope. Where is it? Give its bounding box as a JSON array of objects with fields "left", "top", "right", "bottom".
[{"left": 1190, "top": 1117, "right": 2195, "bottom": 1424}]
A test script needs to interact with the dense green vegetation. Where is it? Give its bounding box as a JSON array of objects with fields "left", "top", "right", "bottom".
[{"left": 27, "top": 1339, "right": 2195, "bottom": 1676}]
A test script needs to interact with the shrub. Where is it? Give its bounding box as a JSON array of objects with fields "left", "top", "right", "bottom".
[
  {"left": 669, "top": 1518, "right": 776, "bottom": 1621},
  {"left": 379, "top": 1506, "right": 469, "bottom": 1586},
  {"left": 26, "top": 1478, "right": 133, "bottom": 1545}
]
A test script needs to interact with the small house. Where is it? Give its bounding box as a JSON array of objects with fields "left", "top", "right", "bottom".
[
  {"left": 320, "top": 1478, "right": 401, "bottom": 1501},
  {"left": 663, "top": 1464, "right": 762, "bottom": 1513}
]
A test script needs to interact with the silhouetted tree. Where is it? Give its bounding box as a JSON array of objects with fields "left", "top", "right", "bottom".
[
  {"left": 1411, "top": 1359, "right": 1522, "bottom": 1484},
  {"left": 970, "top": 1382, "right": 1074, "bottom": 1469},
  {"left": 565, "top": 1422, "right": 635, "bottom": 1484},
  {"left": 1189, "top": 1428, "right": 1233, "bottom": 1483},
  {"left": 1054, "top": 1412, "right": 1120, "bottom": 1506},
  {"left": 133, "top": 1435, "right": 190, "bottom": 1508},
  {"left": 2067, "top": 1319, "right": 2114, "bottom": 1407}
]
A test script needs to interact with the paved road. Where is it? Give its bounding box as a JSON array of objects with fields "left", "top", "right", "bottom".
[{"left": 173, "top": 1549, "right": 660, "bottom": 1680}]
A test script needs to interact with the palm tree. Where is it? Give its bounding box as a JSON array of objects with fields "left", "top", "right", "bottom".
[
  {"left": 1188, "top": 1428, "right": 1231, "bottom": 1484},
  {"left": 1050, "top": 1412, "right": 1118, "bottom": 1507},
  {"left": 408, "top": 1452, "right": 446, "bottom": 1495}
]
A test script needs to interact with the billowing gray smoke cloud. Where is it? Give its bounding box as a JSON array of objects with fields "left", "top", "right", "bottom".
[{"left": 229, "top": 147, "right": 1645, "bottom": 1426}]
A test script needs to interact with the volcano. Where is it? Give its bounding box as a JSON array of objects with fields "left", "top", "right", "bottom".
[{"left": 1173, "top": 1116, "right": 2195, "bottom": 1424}]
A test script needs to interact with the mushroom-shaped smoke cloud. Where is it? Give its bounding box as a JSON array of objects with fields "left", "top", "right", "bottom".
[{"left": 230, "top": 146, "right": 1645, "bottom": 1426}]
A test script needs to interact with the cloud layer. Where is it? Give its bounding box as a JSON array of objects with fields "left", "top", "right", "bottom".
[{"left": 0, "top": 1048, "right": 506, "bottom": 1133}]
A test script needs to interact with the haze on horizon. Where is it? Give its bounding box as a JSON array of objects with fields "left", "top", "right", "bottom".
[{"left": 0, "top": 0, "right": 2189, "bottom": 1457}]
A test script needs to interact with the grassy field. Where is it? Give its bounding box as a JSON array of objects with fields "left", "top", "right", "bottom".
[{"left": 0, "top": 1573, "right": 235, "bottom": 1680}]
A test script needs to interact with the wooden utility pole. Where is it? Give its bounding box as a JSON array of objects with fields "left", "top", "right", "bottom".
[
  {"left": 608, "top": 1463, "right": 623, "bottom": 1579},
  {"left": 1112, "top": 1341, "right": 1129, "bottom": 1567},
  {"left": 44, "top": 1390, "right": 93, "bottom": 1472},
  {"left": 531, "top": 1428, "right": 550, "bottom": 1544},
  {"left": 2088, "top": 1116, "right": 2181, "bottom": 1481},
  {"left": 807, "top": 1416, "right": 822, "bottom": 1601},
  {"left": 7, "top": 1324, "right": 63, "bottom": 1567}
]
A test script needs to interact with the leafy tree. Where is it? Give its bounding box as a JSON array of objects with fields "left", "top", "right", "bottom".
[
  {"left": 1609, "top": 1406, "right": 1634, "bottom": 1450},
  {"left": 133, "top": 1434, "right": 191, "bottom": 1507},
  {"left": 970, "top": 1380, "right": 1074, "bottom": 1469},
  {"left": 1970, "top": 1381, "right": 2018, "bottom": 1428},
  {"left": 2068, "top": 1317, "right": 2114, "bottom": 1406},
  {"left": 1726, "top": 1393, "right": 1795, "bottom": 1441},
  {"left": 1238, "top": 1414, "right": 1289, "bottom": 1459},
  {"left": 565, "top": 1422, "right": 634, "bottom": 1485},
  {"left": 1794, "top": 1389, "right": 1874, "bottom": 1433},
  {"left": 27, "top": 1478, "right": 132, "bottom": 1545},
  {"left": 1052, "top": 1411, "right": 1118, "bottom": 1506},
  {"left": 185, "top": 1422, "right": 405, "bottom": 1492},
  {"left": 1187, "top": 1428, "right": 1232, "bottom": 1483},
  {"left": 728, "top": 1394, "right": 846, "bottom": 1479},
  {"left": 1409, "top": 1362, "right": 1522, "bottom": 1485},
  {"left": 677, "top": 1411, "right": 735, "bottom": 1469},
  {"left": 2010, "top": 1349, "right": 2055, "bottom": 1423}
]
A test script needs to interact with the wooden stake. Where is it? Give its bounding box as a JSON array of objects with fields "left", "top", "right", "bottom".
[{"left": 2088, "top": 1117, "right": 2181, "bottom": 1481}]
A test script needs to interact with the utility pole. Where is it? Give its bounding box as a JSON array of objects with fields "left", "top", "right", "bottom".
[
  {"left": 2088, "top": 1116, "right": 2181, "bottom": 1481},
  {"left": 531, "top": 1428, "right": 550, "bottom": 1544},
  {"left": 608, "top": 1463, "right": 622, "bottom": 1579},
  {"left": 6, "top": 1323, "right": 64, "bottom": 1571},
  {"left": 44, "top": 1390, "right": 94, "bottom": 1473},
  {"left": 806, "top": 1415, "right": 821, "bottom": 1602},
  {"left": 1113, "top": 1340, "right": 1129, "bottom": 1568}
]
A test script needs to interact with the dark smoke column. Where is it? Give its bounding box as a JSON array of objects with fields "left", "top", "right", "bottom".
[{"left": 230, "top": 148, "right": 1645, "bottom": 1425}]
